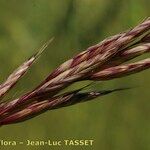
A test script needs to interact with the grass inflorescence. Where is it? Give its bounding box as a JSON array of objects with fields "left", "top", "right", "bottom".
[{"left": 0, "top": 18, "right": 150, "bottom": 126}]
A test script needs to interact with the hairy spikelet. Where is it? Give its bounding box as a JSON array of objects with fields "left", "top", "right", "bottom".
[
  {"left": 0, "top": 88, "right": 128, "bottom": 125},
  {"left": 0, "top": 39, "right": 53, "bottom": 100},
  {"left": 90, "top": 59, "right": 150, "bottom": 80}
]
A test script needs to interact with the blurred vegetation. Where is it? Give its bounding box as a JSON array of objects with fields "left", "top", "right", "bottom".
[{"left": 0, "top": 0, "right": 149, "bottom": 150}]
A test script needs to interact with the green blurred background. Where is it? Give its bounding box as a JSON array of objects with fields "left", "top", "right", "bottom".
[{"left": 0, "top": 0, "right": 149, "bottom": 150}]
